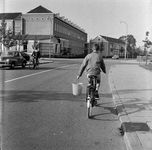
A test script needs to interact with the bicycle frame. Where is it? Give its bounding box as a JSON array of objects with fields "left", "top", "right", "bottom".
[
  {"left": 87, "top": 76, "right": 97, "bottom": 98},
  {"left": 29, "top": 57, "right": 38, "bottom": 69},
  {"left": 86, "top": 75, "right": 97, "bottom": 118}
]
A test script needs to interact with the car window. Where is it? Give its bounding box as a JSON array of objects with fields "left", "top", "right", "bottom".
[
  {"left": 1, "top": 51, "right": 14, "bottom": 56},
  {"left": 19, "top": 53, "right": 22, "bottom": 57},
  {"left": 14, "top": 52, "right": 20, "bottom": 57},
  {"left": 20, "top": 52, "right": 23, "bottom": 56}
]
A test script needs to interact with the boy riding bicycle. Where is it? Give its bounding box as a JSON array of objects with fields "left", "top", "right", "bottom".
[
  {"left": 31, "top": 49, "right": 40, "bottom": 65},
  {"left": 31, "top": 40, "right": 41, "bottom": 65},
  {"left": 77, "top": 43, "right": 106, "bottom": 99}
]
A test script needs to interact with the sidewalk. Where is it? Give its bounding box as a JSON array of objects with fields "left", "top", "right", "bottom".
[
  {"left": 39, "top": 58, "right": 54, "bottom": 64},
  {"left": 26, "top": 58, "right": 54, "bottom": 65},
  {"left": 109, "top": 63, "right": 152, "bottom": 150}
]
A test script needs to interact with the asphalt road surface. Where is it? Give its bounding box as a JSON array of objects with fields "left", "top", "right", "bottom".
[{"left": 0, "top": 58, "right": 127, "bottom": 150}]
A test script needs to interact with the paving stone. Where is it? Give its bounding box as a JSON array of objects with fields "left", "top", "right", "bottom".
[{"left": 109, "top": 63, "right": 152, "bottom": 150}]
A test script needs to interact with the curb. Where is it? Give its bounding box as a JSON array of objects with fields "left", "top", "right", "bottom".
[
  {"left": 40, "top": 60, "right": 54, "bottom": 64},
  {"left": 108, "top": 66, "right": 143, "bottom": 150}
]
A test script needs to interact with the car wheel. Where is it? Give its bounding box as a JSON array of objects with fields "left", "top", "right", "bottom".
[
  {"left": 10, "top": 63, "right": 15, "bottom": 69},
  {"left": 22, "top": 62, "right": 26, "bottom": 68}
]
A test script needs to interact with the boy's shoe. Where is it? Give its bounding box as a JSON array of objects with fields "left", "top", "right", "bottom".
[
  {"left": 93, "top": 99, "right": 97, "bottom": 106},
  {"left": 94, "top": 91, "right": 99, "bottom": 99}
]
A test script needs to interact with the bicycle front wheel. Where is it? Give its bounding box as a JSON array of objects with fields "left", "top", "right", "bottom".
[
  {"left": 87, "top": 98, "right": 92, "bottom": 118},
  {"left": 29, "top": 60, "right": 35, "bottom": 69}
]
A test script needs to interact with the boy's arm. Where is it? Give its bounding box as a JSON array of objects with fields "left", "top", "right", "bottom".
[
  {"left": 78, "top": 56, "right": 88, "bottom": 77},
  {"left": 100, "top": 59, "right": 106, "bottom": 74},
  {"left": 31, "top": 51, "right": 34, "bottom": 57}
]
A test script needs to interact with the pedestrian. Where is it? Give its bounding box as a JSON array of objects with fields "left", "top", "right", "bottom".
[{"left": 77, "top": 43, "right": 106, "bottom": 98}]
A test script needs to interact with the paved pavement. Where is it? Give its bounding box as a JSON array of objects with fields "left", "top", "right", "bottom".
[
  {"left": 109, "top": 60, "right": 152, "bottom": 150},
  {"left": 0, "top": 58, "right": 53, "bottom": 149}
]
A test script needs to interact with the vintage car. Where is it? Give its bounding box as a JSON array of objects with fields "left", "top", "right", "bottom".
[
  {"left": 112, "top": 55, "right": 119, "bottom": 59},
  {"left": 0, "top": 50, "right": 27, "bottom": 69}
]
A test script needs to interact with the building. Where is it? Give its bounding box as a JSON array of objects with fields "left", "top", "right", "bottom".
[
  {"left": 0, "top": 5, "right": 87, "bottom": 57},
  {"left": 22, "top": 5, "right": 87, "bottom": 57},
  {"left": 90, "top": 35, "right": 125, "bottom": 57}
]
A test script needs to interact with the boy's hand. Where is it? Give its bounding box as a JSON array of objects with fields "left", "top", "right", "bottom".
[{"left": 77, "top": 75, "right": 80, "bottom": 79}]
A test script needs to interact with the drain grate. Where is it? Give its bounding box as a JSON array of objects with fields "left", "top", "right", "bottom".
[{"left": 121, "top": 122, "right": 150, "bottom": 133}]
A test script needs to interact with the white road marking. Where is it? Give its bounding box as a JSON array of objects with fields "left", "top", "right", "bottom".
[{"left": 5, "top": 64, "right": 77, "bottom": 83}]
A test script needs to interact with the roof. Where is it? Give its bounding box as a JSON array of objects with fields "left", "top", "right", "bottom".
[
  {"left": 101, "top": 35, "right": 125, "bottom": 44},
  {"left": 0, "top": 13, "right": 22, "bottom": 20},
  {"left": 27, "top": 5, "right": 52, "bottom": 13}
]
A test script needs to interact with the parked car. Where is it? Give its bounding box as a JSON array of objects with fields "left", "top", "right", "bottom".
[
  {"left": 0, "top": 50, "right": 27, "bottom": 69},
  {"left": 112, "top": 55, "right": 119, "bottom": 59}
]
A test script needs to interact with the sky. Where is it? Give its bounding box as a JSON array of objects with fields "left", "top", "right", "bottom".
[{"left": 0, "top": 0, "right": 152, "bottom": 47}]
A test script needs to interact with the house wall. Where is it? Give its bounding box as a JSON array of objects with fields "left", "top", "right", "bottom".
[
  {"left": 90, "top": 36, "right": 108, "bottom": 56},
  {"left": 22, "top": 13, "right": 54, "bottom": 35},
  {"left": 91, "top": 36, "right": 125, "bottom": 57},
  {"left": 22, "top": 13, "right": 87, "bottom": 55},
  {"left": 54, "top": 17, "right": 87, "bottom": 55},
  {"left": 109, "top": 42, "right": 125, "bottom": 56}
]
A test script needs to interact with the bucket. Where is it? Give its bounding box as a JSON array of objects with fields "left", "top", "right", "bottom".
[{"left": 72, "top": 83, "right": 83, "bottom": 96}]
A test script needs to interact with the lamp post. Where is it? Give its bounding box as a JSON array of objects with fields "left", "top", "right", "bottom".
[
  {"left": 120, "top": 21, "right": 128, "bottom": 60},
  {"left": 47, "top": 16, "right": 53, "bottom": 58}
]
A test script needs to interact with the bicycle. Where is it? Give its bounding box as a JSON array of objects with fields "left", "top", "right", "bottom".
[
  {"left": 86, "top": 75, "right": 98, "bottom": 118},
  {"left": 29, "top": 57, "right": 39, "bottom": 69}
]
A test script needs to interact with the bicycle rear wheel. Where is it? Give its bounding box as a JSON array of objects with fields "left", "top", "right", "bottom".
[{"left": 29, "top": 60, "right": 35, "bottom": 69}]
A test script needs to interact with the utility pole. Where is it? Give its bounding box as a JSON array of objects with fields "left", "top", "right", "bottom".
[{"left": 120, "top": 21, "right": 128, "bottom": 60}]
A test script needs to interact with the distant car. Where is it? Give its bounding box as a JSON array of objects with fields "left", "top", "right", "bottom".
[
  {"left": 112, "top": 55, "right": 119, "bottom": 59},
  {"left": 0, "top": 50, "right": 27, "bottom": 69}
]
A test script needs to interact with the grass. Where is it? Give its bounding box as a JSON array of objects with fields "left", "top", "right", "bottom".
[{"left": 140, "top": 62, "right": 152, "bottom": 71}]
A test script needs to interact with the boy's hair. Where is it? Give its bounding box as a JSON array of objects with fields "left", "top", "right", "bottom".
[{"left": 92, "top": 43, "right": 100, "bottom": 51}]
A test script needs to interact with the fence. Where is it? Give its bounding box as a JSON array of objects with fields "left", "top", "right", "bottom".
[{"left": 137, "top": 56, "right": 152, "bottom": 62}]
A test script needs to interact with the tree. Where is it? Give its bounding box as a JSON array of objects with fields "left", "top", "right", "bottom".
[
  {"left": 120, "top": 46, "right": 125, "bottom": 54},
  {"left": 0, "top": 17, "right": 16, "bottom": 50},
  {"left": 0, "top": 17, "right": 6, "bottom": 36},
  {"left": 15, "top": 32, "right": 28, "bottom": 51},
  {"left": 0, "top": 17, "right": 6, "bottom": 51},
  {"left": 119, "top": 34, "right": 136, "bottom": 58}
]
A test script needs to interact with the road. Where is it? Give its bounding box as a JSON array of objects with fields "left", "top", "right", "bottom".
[{"left": 0, "top": 59, "right": 127, "bottom": 150}]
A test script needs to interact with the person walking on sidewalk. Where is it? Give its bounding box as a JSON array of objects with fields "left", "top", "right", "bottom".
[{"left": 77, "top": 43, "right": 106, "bottom": 98}]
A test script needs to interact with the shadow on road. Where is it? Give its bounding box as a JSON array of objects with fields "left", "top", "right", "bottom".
[
  {"left": 3, "top": 90, "right": 86, "bottom": 103},
  {"left": 112, "top": 88, "right": 152, "bottom": 118}
]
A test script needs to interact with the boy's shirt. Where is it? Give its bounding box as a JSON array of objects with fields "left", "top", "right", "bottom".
[
  {"left": 32, "top": 51, "right": 37, "bottom": 57},
  {"left": 78, "top": 51, "right": 106, "bottom": 77}
]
